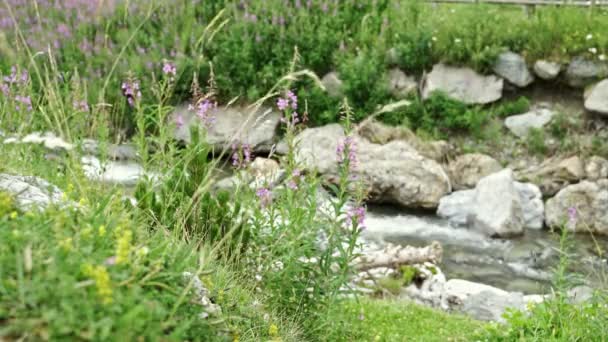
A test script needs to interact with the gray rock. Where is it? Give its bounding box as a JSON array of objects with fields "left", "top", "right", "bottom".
[
  {"left": 517, "top": 156, "right": 585, "bottom": 196},
  {"left": 584, "top": 79, "right": 608, "bottom": 115},
  {"left": 504, "top": 108, "right": 555, "bottom": 138},
  {"left": 81, "top": 139, "right": 138, "bottom": 160},
  {"left": 585, "top": 156, "right": 608, "bottom": 181},
  {"left": 565, "top": 56, "right": 608, "bottom": 88},
  {"left": 545, "top": 180, "right": 608, "bottom": 235},
  {"left": 81, "top": 156, "right": 153, "bottom": 186},
  {"left": 471, "top": 169, "right": 525, "bottom": 237},
  {"left": 493, "top": 52, "right": 534, "bottom": 87},
  {"left": 173, "top": 105, "right": 281, "bottom": 153},
  {"left": 422, "top": 64, "right": 503, "bottom": 104},
  {"left": 533, "top": 60, "right": 561, "bottom": 80},
  {"left": 0, "top": 174, "right": 65, "bottom": 210},
  {"left": 5, "top": 132, "right": 73, "bottom": 151},
  {"left": 321, "top": 72, "right": 344, "bottom": 98},
  {"left": 438, "top": 170, "right": 544, "bottom": 232},
  {"left": 387, "top": 68, "right": 417, "bottom": 99},
  {"left": 447, "top": 153, "right": 503, "bottom": 190},
  {"left": 295, "top": 124, "right": 451, "bottom": 209}
]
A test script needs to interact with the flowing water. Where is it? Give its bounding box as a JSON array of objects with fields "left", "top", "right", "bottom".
[{"left": 363, "top": 205, "right": 608, "bottom": 294}]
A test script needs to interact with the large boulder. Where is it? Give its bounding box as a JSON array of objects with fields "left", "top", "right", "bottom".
[
  {"left": 173, "top": 105, "right": 281, "bottom": 153},
  {"left": 0, "top": 174, "right": 66, "bottom": 210},
  {"left": 516, "top": 156, "right": 585, "bottom": 196},
  {"left": 533, "top": 60, "right": 561, "bottom": 80},
  {"left": 321, "top": 71, "right": 344, "bottom": 98},
  {"left": 585, "top": 156, "right": 608, "bottom": 181},
  {"left": 295, "top": 124, "right": 451, "bottom": 209},
  {"left": 504, "top": 107, "right": 555, "bottom": 138},
  {"left": 357, "top": 119, "right": 452, "bottom": 162},
  {"left": 386, "top": 68, "right": 417, "bottom": 99},
  {"left": 584, "top": 79, "right": 608, "bottom": 115},
  {"left": 565, "top": 56, "right": 608, "bottom": 88},
  {"left": 545, "top": 180, "right": 608, "bottom": 235},
  {"left": 438, "top": 169, "right": 544, "bottom": 235},
  {"left": 447, "top": 153, "right": 502, "bottom": 190},
  {"left": 492, "top": 52, "right": 534, "bottom": 87},
  {"left": 422, "top": 64, "right": 503, "bottom": 104}
]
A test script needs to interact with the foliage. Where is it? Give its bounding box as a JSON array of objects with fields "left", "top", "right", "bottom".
[
  {"left": 324, "top": 298, "right": 483, "bottom": 341},
  {"left": 495, "top": 96, "right": 531, "bottom": 118},
  {"left": 526, "top": 128, "right": 548, "bottom": 156}
]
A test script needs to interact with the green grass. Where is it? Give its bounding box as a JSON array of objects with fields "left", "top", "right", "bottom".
[{"left": 324, "top": 298, "right": 484, "bottom": 342}]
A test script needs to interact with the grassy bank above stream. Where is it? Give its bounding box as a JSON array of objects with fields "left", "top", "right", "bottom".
[{"left": 2, "top": 0, "right": 608, "bottom": 341}]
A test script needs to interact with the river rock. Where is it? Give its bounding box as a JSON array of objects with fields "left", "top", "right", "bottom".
[
  {"left": 387, "top": 68, "right": 417, "bottom": 99},
  {"left": 516, "top": 156, "right": 585, "bottom": 196},
  {"left": 4, "top": 132, "right": 73, "bottom": 151},
  {"left": 0, "top": 174, "right": 66, "bottom": 210},
  {"left": 504, "top": 108, "right": 555, "bottom": 138},
  {"left": 321, "top": 71, "right": 344, "bottom": 98},
  {"left": 545, "top": 180, "right": 608, "bottom": 235},
  {"left": 533, "top": 60, "right": 561, "bottom": 80},
  {"left": 492, "top": 52, "right": 534, "bottom": 87},
  {"left": 295, "top": 124, "right": 451, "bottom": 209},
  {"left": 81, "top": 156, "right": 152, "bottom": 186},
  {"left": 357, "top": 119, "right": 452, "bottom": 162},
  {"left": 471, "top": 169, "right": 525, "bottom": 237},
  {"left": 422, "top": 64, "right": 503, "bottom": 104},
  {"left": 585, "top": 156, "right": 608, "bottom": 181},
  {"left": 438, "top": 169, "right": 544, "bottom": 235},
  {"left": 584, "top": 79, "right": 608, "bottom": 115},
  {"left": 81, "top": 139, "right": 138, "bottom": 161},
  {"left": 447, "top": 153, "right": 502, "bottom": 190},
  {"left": 173, "top": 105, "right": 281, "bottom": 153},
  {"left": 565, "top": 56, "right": 608, "bottom": 88}
]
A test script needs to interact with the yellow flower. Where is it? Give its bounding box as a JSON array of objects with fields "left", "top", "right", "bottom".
[
  {"left": 98, "top": 225, "right": 106, "bottom": 237},
  {"left": 59, "top": 237, "right": 73, "bottom": 252},
  {"left": 232, "top": 333, "right": 240, "bottom": 342},
  {"left": 9, "top": 211, "right": 18, "bottom": 219},
  {"left": 268, "top": 324, "right": 279, "bottom": 337},
  {"left": 83, "top": 264, "right": 113, "bottom": 304},
  {"left": 115, "top": 229, "right": 133, "bottom": 265}
]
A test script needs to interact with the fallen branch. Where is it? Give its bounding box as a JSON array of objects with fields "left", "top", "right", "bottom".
[{"left": 355, "top": 241, "right": 443, "bottom": 271}]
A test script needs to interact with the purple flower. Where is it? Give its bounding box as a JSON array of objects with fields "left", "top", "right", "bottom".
[
  {"left": 192, "top": 99, "right": 216, "bottom": 127},
  {"left": 14, "top": 95, "right": 32, "bottom": 111},
  {"left": 337, "top": 136, "right": 358, "bottom": 170},
  {"left": 121, "top": 79, "right": 141, "bottom": 107},
  {"left": 162, "top": 61, "right": 176, "bottom": 76},
  {"left": 345, "top": 205, "right": 366, "bottom": 230},
  {"left": 277, "top": 98, "right": 289, "bottom": 111},
  {"left": 287, "top": 180, "right": 298, "bottom": 190},
  {"left": 256, "top": 187, "right": 272, "bottom": 207},
  {"left": 73, "top": 100, "right": 89, "bottom": 112},
  {"left": 174, "top": 114, "right": 185, "bottom": 128},
  {"left": 231, "top": 143, "right": 253, "bottom": 168},
  {"left": 568, "top": 206, "right": 577, "bottom": 223}
]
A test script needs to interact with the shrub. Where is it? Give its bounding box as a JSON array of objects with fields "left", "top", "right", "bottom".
[{"left": 495, "top": 96, "right": 531, "bottom": 118}]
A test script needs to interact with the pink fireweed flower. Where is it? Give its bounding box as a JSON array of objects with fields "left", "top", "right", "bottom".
[
  {"left": 345, "top": 205, "right": 366, "bottom": 230},
  {"left": 162, "top": 61, "right": 176, "bottom": 76},
  {"left": 193, "top": 99, "right": 217, "bottom": 127},
  {"left": 277, "top": 97, "right": 289, "bottom": 111},
  {"left": 14, "top": 95, "right": 32, "bottom": 112},
  {"left": 337, "top": 135, "right": 357, "bottom": 170},
  {"left": 256, "top": 187, "right": 272, "bottom": 207},
  {"left": 567, "top": 206, "right": 577, "bottom": 225},
  {"left": 231, "top": 143, "right": 252, "bottom": 168},
  {"left": 121, "top": 79, "right": 141, "bottom": 107},
  {"left": 73, "top": 100, "right": 89, "bottom": 112}
]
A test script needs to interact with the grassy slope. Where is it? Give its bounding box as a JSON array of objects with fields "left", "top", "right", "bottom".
[{"left": 326, "top": 298, "right": 483, "bottom": 342}]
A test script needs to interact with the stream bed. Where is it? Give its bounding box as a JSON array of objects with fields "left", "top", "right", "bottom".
[{"left": 363, "top": 205, "right": 608, "bottom": 294}]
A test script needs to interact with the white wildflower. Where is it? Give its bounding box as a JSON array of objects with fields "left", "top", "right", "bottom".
[{"left": 589, "top": 47, "right": 598, "bottom": 54}]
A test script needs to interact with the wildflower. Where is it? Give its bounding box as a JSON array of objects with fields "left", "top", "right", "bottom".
[
  {"left": 14, "top": 95, "right": 32, "bottom": 111},
  {"left": 9, "top": 211, "right": 18, "bottom": 219},
  {"left": 454, "top": 38, "right": 462, "bottom": 44},
  {"left": 586, "top": 34, "right": 593, "bottom": 40},
  {"left": 337, "top": 136, "right": 358, "bottom": 170},
  {"left": 136, "top": 246, "right": 149, "bottom": 258},
  {"left": 256, "top": 187, "right": 272, "bottom": 207},
  {"left": 268, "top": 323, "right": 279, "bottom": 337},
  {"left": 59, "top": 237, "right": 73, "bottom": 252},
  {"left": 83, "top": 264, "right": 113, "bottom": 304},
  {"left": 277, "top": 97, "right": 289, "bottom": 111},
  {"left": 345, "top": 205, "right": 366, "bottom": 230},
  {"left": 73, "top": 100, "right": 89, "bottom": 112},
  {"left": 192, "top": 99, "right": 216, "bottom": 127},
  {"left": 589, "top": 47, "right": 598, "bottom": 54},
  {"left": 115, "top": 229, "right": 133, "bottom": 265},
  {"left": 231, "top": 143, "right": 252, "bottom": 168},
  {"left": 600, "top": 54, "right": 607, "bottom": 61},
  {"left": 98, "top": 225, "right": 106, "bottom": 237},
  {"left": 121, "top": 79, "right": 141, "bottom": 107},
  {"left": 162, "top": 60, "right": 176, "bottom": 76},
  {"left": 568, "top": 206, "right": 577, "bottom": 225},
  {"left": 174, "top": 113, "right": 185, "bottom": 128}
]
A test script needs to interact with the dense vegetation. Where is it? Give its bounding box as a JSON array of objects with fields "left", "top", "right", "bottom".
[{"left": 1, "top": 0, "right": 608, "bottom": 341}]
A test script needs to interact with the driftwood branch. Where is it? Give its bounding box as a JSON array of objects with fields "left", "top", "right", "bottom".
[{"left": 355, "top": 241, "right": 443, "bottom": 271}]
